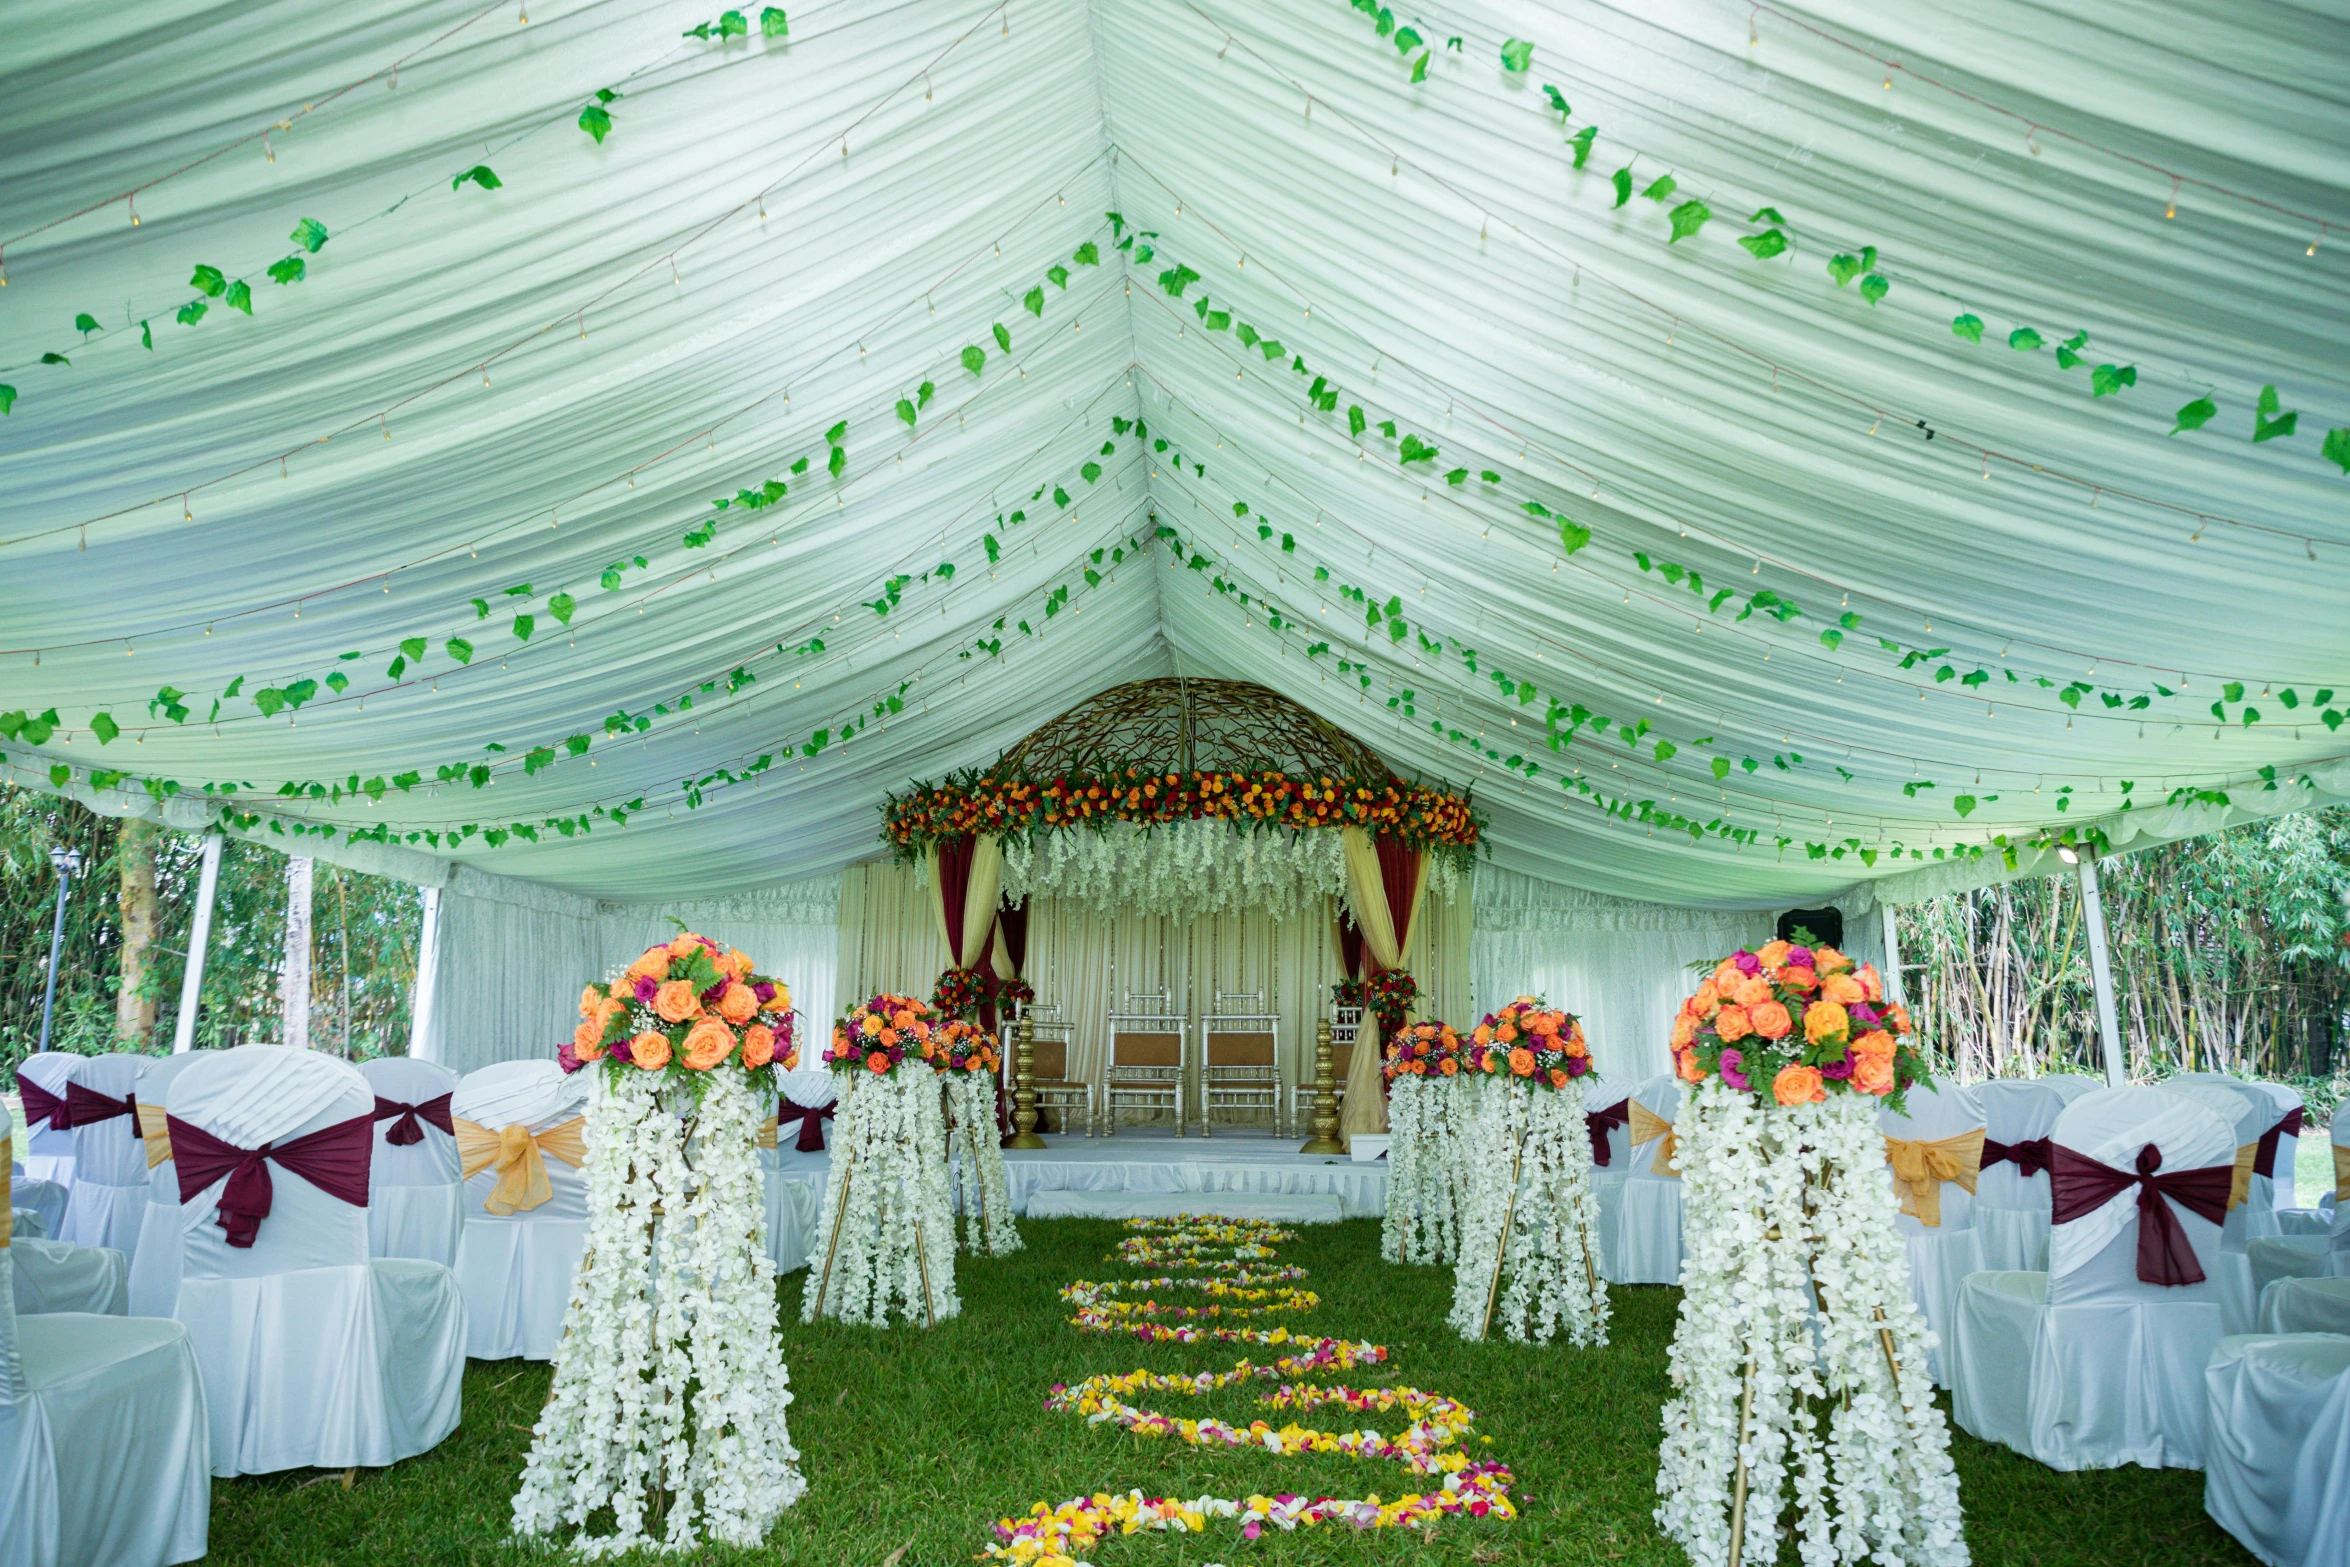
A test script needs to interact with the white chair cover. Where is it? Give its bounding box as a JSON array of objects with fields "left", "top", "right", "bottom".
[
  {"left": 2202, "top": 1334, "right": 2350, "bottom": 1567},
  {"left": 2, "top": 1132, "right": 211, "bottom": 1567},
  {"left": 2257, "top": 1275, "right": 2350, "bottom": 1337},
  {"left": 2160, "top": 1080, "right": 2269, "bottom": 1332},
  {"left": 1596, "top": 1073, "right": 1683, "bottom": 1285},
  {"left": 1951, "top": 1084, "right": 2235, "bottom": 1471},
  {"left": 2168, "top": 1076, "right": 2283, "bottom": 1239},
  {"left": 764, "top": 1169, "right": 819, "bottom": 1275},
  {"left": 2248, "top": 1081, "right": 2304, "bottom": 1212},
  {"left": 4, "top": 1103, "right": 68, "bottom": 1245},
  {"left": 9, "top": 1238, "right": 128, "bottom": 1318},
  {"left": 1579, "top": 1073, "right": 1633, "bottom": 1183},
  {"left": 125, "top": 1055, "right": 203, "bottom": 1320},
  {"left": 58, "top": 1055, "right": 151, "bottom": 1267},
  {"left": 449, "top": 1060, "right": 589, "bottom": 1361},
  {"left": 168, "top": 1045, "right": 465, "bottom": 1476},
  {"left": 1973, "top": 1075, "right": 2100, "bottom": 1273},
  {"left": 1878, "top": 1077, "right": 1986, "bottom": 1388},
  {"left": 360, "top": 1058, "right": 464, "bottom": 1269},
  {"left": 14, "top": 1054, "right": 80, "bottom": 1190}
]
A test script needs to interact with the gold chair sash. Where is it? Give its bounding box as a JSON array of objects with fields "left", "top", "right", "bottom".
[
  {"left": 2331, "top": 1141, "right": 2348, "bottom": 1205},
  {"left": 136, "top": 1101, "right": 173, "bottom": 1169},
  {"left": 453, "top": 1115, "right": 587, "bottom": 1216},
  {"left": 1883, "top": 1128, "right": 1985, "bottom": 1228},
  {"left": 2229, "top": 1142, "right": 2256, "bottom": 1212},
  {"left": 757, "top": 1115, "right": 779, "bottom": 1151},
  {"left": 1628, "top": 1101, "right": 1679, "bottom": 1178},
  {"left": 2, "top": 1134, "right": 12, "bottom": 1249}
]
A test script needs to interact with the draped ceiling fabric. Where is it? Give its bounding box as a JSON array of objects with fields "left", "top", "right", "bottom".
[{"left": 3, "top": 2, "right": 2346, "bottom": 943}]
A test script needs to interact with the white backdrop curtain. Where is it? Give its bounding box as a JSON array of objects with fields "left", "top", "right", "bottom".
[{"left": 1471, "top": 867, "right": 1773, "bottom": 1086}]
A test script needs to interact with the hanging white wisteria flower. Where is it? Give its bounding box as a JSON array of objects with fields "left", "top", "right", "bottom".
[
  {"left": 1656, "top": 1080, "right": 1967, "bottom": 1567},
  {"left": 939, "top": 1034, "right": 1022, "bottom": 1255},
  {"left": 805, "top": 994, "right": 962, "bottom": 1328},
  {"left": 1446, "top": 999, "right": 1609, "bottom": 1347},
  {"left": 513, "top": 1052, "right": 806, "bottom": 1556},
  {"left": 1380, "top": 1022, "right": 1476, "bottom": 1266},
  {"left": 1001, "top": 818, "right": 1350, "bottom": 922}
]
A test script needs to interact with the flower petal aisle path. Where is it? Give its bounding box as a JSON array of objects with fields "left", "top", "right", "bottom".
[{"left": 985, "top": 1215, "right": 1516, "bottom": 1565}]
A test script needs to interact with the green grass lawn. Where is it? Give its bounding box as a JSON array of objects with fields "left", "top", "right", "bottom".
[{"left": 198, "top": 1218, "right": 2253, "bottom": 1565}]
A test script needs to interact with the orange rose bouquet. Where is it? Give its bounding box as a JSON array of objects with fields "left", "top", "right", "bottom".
[
  {"left": 1384, "top": 1020, "right": 1465, "bottom": 1083},
  {"left": 931, "top": 1018, "right": 1001, "bottom": 1076},
  {"left": 567, "top": 931, "right": 799, "bottom": 1086},
  {"left": 1670, "top": 941, "right": 1919, "bottom": 1110},
  {"left": 827, "top": 993, "right": 941, "bottom": 1077},
  {"left": 1464, "top": 997, "right": 1593, "bottom": 1092}
]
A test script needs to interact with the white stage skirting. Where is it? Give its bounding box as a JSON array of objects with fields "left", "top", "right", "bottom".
[{"left": 766, "top": 1128, "right": 1385, "bottom": 1225}]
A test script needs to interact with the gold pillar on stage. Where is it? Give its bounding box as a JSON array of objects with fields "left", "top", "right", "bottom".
[
  {"left": 1298, "top": 1015, "right": 1345, "bottom": 1155},
  {"left": 1008, "top": 1012, "right": 1047, "bottom": 1149}
]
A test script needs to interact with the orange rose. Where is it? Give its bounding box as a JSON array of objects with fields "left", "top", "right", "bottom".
[
  {"left": 627, "top": 946, "right": 671, "bottom": 982},
  {"left": 1497, "top": 1024, "right": 1519, "bottom": 1044},
  {"left": 1821, "top": 971, "right": 1866, "bottom": 1006},
  {"left": 1564, "top": 1030, "right": 1588, "bottom": 1058},
  {"left": 740, "top": 1025, "right": 776, "bottom": 1068},
  {"left": 1439, "top": 1057, "right": 1459, "bottom": 1076},
  {"left": 1757, "top": 940, "right": 1792, "bottom": 968},
  {"left": 1850, "top": 1029, "right": 1896, "bottom": 1061},
  {"left": 1714, "top": 1004, "right": 1753, "bottom": 1042},
  {"left": 1671, "top": 1015, "right": 1697, "bottom": 1049},
  {"left": 579, "top": 984, "right": 605, "bottom": 1019},
  {"left": 1803, "top": 1001, "right": 1849, "bottom": 1046},
  {"left": 1693, "top": 980, "right": 1719, "bottom": 1011},
  {"left": 891, "top": 1008, "right": 917, "bottom": 1031},
  {"left": 1772, "top": 1064, "right": 1825, "bottom": 1105},
  {"left": 576, "top": 1031, "right": 606, "bottom": 1063},
  {"left": 573, "top": 1018, "right": 603, "bottom": 1050},
  {"left": 866, "top": 1050, "right": 891, "bottom": 1074},
  {"left": 1733, "top": 976, "right": 1775, "bottom": 1010},
  {"left": 1481, "top": 1051, "right": 1500, "bottom": 1073},
  {"left": 1473, "top": 1025, "right": 1494, "bottom": 1047},
  {"left": 725, "top": 948, "right": 755, "bottom": 979},
  {"left": 764, "top": 981, "right": 793, "bottom": 1014},
  {"left": 878, "top": 1027, "right": 899, "bottom": 1047},
  {"left": 1508, "top": 1047, "right": 1536, "bottom": 1077},
  {"left": 1675, "top": 1047, "right": 1703, "bottom": 1083},
  {"left": 780, "top": 1048, "right": 800, "bottom": 1071},
  {"left": 594, "top": 996, "right": 626, "bottom": 1033},
  {"left": 681, "top": 1017, "right": 736, "bottom": 1071},
  {"left": 1780, "top": 965, "right": 1819, "bottom": 995},
  {"left": 1813, "top": 945, "right": 1850, "bottom": 974},
  {"left": 631, "top": 1031, "right": 673, "bottom": 1070},
  {"left": 1852, "top": 1053, "right": 1896, "bottom": 1096},
  {"left": 1550, "top": 1068, "right": 1570, "bottom": 1089},
  {"left": 667, "top": 933, "right": 702, "bottom": 958},
  {"left": 1749, "top": 1000, "right": 1794, "bottom": 1040},
  {"left": 654, "top": 980, "right": 702, "bottom": 1023},
  {"left": 1712, "top": 960, "right": 1744, "bottom": 991},
  {"left": 1886, "top": 1003, "right": 1914, "bottom": 1035},
  {"left": 716, "top": 982, "right": 759, "bottom": 1024},
  {"left": 1858, "top": 964, "right": 1885, "bottom": 1003}
]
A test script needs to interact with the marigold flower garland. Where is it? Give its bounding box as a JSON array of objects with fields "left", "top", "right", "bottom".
[
  {"left": 984, "top": 1214, "right": 1515, "bottom": 1565},
  {"left": 1448, "top": 999, "right": 1610, "bottom": 1347},
  {"left": 1382, "top": 1021, "right": 1474, "bottom": 1266}
]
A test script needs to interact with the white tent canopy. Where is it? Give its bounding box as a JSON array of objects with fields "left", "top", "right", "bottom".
[{"left": 3, "top": 0, "right": 2344, "bottom": 927}]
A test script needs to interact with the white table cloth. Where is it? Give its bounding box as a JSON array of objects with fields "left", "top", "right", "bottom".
[
  {"left": 168, "top": 1046, "right": 465, "bottom": 1476},
  {"left": 2256, "top": 1275, "right": 2350, "bottom": 1337},
  {"left": 60, "top": 1055, "right": 152, "bottom": 1267},
  {"left": 2202, "top": 1333, "right": 2350, "bottom": 1567},
  {"left": 1879, "top": 1077, "right": 1987, "bottom": 1388},
  {"left": 1597, "top": 1073, "right": 1683, "bottom": 1285},
  {"left": 360, "top": 1058, "right": 464, "bottom": 1269},
  {"left": 1953, "top": 1085, "right": 2235, "bottom": 1471},
  {"left": 449, "top": 1060, "right": 590, "bottom": 1361},
  {"left": 1973, "top": 1075, "right": 2100, "bottom": 1273},
  {"left": 125, "top": 1054, "right": 202, "bottom": 1321}
]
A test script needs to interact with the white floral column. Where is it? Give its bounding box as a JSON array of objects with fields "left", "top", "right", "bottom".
[
  {"left": 1382, "top": 1074, "right": 1473, "bottom": 1265},
  {"left": 1656, "top": 1082, "right": 1966, "bottom": 1567},
  {"left": 947, "top": 1071, "right": 1022, "bottom": 1255},
  {"left": 1449, "top": 1075, "right": 1610, "bottom": 1347},
  {"left": 804, "top": 1067, "right": 962, "bottom": 1328}
]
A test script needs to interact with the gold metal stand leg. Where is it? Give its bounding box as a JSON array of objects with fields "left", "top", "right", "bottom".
[
  {"left": 1727, "top": 1355, "right": 1757, "bottom": 1567},
  {"left": 1479, "top": 1123, "right": 1526, "bottom": 1338},
  {"left": 913, "top": 1216, "right": 937, "bottom": 1330},
  {"left": 1298, "top": 1017, "right": 1346, "bottom": 1155},
  {"left": 812, "top": 1161, "right": 854, "bottom": 1318},
  {"left": 1008, "top": 1015, "right": 1046, "bottom": 1150}
]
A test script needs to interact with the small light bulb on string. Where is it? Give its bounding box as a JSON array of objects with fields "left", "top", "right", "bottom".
[
  {"left": 2164, "top": 177, "right": 2179, "bottom": 220},
  {"left": 2308, "top": 225, "right": 2326, "bottom": 258},
  {"left": 263, "top": 134, "right": 274, "bottom": 163},
  {"left": 128, "top": 194, "right": 139, "bottom": 226},
  {"left": 1749, "top": 6, "right": 1759, "bottom": 45}
]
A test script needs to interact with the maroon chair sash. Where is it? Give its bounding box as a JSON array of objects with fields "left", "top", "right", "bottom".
[
  {"left": 2049, "top": 1142, "right": 2233, "bottom": 1287},
  {"left": 372, "top": 1092, "right": 455, "bottom": 1147},
  {"left": 780, "top": 1100, "right": 835, "bottom": 1153},
  {"left": 168, "top": 1111, "right": 375, "bottom": 1248},
  {"left": 64, "top": 1080, "right": 140, "bottom": 1140},
  {"left": 1981, "top": 1135, "right": 2054, "bottom": 1179},
  {"left": 17, "top": 1077, "right": 68, "bottom": 1133},
  {"left": 2252, "top": 1106, "right": 2305, "bottom": 1181},
  {"left": 1585, "top": 1100, "right": 1631, "bottom": 1167}
]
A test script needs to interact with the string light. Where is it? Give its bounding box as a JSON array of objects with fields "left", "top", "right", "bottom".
[{"left": 2164, "top": 178, "right": 2179, "bottom": 220}]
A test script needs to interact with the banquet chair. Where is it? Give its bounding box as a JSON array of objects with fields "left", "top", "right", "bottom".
[
  {"left": 1598, "top": 1073, "right": 1684, "bottom": 1285},
  {"left": 7, "top": 1106, "right": 127, "bottom": 1317},
  {"left": 6, "top": 1100, "right": 67, "bottom": 1243},
  {"left": 125, "top": 1053, "right": 202, "bottom": 1318},
  {"left": 1288, "top": 1004, "right": 1363, "bottom": 1135},
  {"left": 2167, "top": 1074, "right": 2283, "bottom": 1243},
  {"left": 1199, "top": 991, "right": 1280, "bottom": 1137},
  {"left": 360, "top": 1057, "right": 463, "bottom": 1268},
  {"left": 169, "top": 1045, "right": 465, "bottom": 1476},
  {"left": 2161, "top": 1079, "right": 2269, "bottom": 1332},
  {"left": 1974, "top": 1075, "right": 2102, "bottom": 1272},
  {"left": 450, "top": 1059, "right": 590, "bottom": 1360},
  {"left": 13, "top": 1053, "right": 81, "bottom": 1189},
  {"left": 1880, "top": 1076, "right": 1987, "bottom": 1388},
  {"left": 2257, "top": 1275, "right": 2350, "bottom": 1337},
  {"left": 1103, "top": 992, "right": 1187, "bottom": 1136},
  {"left": 2247, "top": 1081, "right": 2304, "bottom": 1212},
  {"left": 1951, "top": 1084, "right": 2236, "bottom": 1470},
  {"left": 1581, "top": 1074, "right": 1633, "bottom": 1183},
  {"left": 2201, "top": 1333, "right": 2350, "bottom": 1567},
  {"left": 2246, "top": 1099, "right": 2350, "bottom": 1299},
  {"left": 1017, "top": 1006, "right": 1094, "bottom": 1137},
  {"left": 758, "top": 1061, "right": 832, "bottom": 1274},
  {"left": 59, "top": 1053, "right": 152, "bottom": 1268},
  {"left": 1, "top": 1152, "right": 212, "bottom": 1567}
]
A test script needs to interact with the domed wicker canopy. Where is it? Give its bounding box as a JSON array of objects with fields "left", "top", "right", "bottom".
[{"left": 993, "top": 678, "right": 1393, "bottom": 782}]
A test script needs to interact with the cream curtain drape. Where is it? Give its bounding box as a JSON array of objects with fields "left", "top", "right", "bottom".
[
  {"left": 1337, "top": 827, "right": 1433, "bottom": 1138},
  {"left": 837, "top": 859, "right": 949, "bottom": 1012},
  {"left": 926, "top": 835, "right": 1005, "bottom": 974}
]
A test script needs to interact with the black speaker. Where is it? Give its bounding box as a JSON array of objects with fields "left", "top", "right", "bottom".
[{"left": 1775, "top": 907, "right": 1843, "bottom": 950}]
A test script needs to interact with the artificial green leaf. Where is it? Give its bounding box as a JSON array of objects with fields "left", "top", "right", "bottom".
[
  {"left": 190, "top": 264, "right": 226, "bottom": 297},
  {"left": 2089, "top": 363, "right": 2136, "bottom": 398},
  {"left": 253, "top": 688, "right": 287, "bottom": 718},
  {"left": 512, "top": 614, "right": 535, "bottom": 642},
  {"left": 2253, "top": 384, "right": 2297, "bottom": 442},
  {"left": 828, "top": 445, "right": 845, "bottom": 478},
  {"left": 89, "top": 712, "right": 119, "bottom": 744},
  {"left": 446, "top": 637, "right": 473, "bottom": 664},
  {"left": 548, "top": 592, "right": 575, "bottom": 625},
  {"left": 600, "top": 566, "right": 625, "bottom": 590},
  {"left": 579, "top": 102, "right": 613, "bottom": 143},
  {"left": 1543, "top": 85, "right": 1570, "bottom": 118},
  {"left": 1610, "top": 166, "right": 1632, "bottom": 207},
  {"left": 451, "top": 164, "right": 501, "bottom": 191},
  {"left": 289, "top": 217, "right": 330, "bottom": 253},
  {"left": 139, "top": 320, "right": 152, "bottom": 349},
  {"left": 1951, "top": 313, "right": 1984, "bottom": 343},
  {"left": 1711, "top": 756, "right": 1731, "bottom": 781},
  {"left": 719, "top": 9, "right": 747, "bottom": 36},
  {"left": 1557, "top": 518, "right": 1591, "bottom": 554},
  {"left": 1409, "top": 50, "right": 1429, "bottom": 82},
  {"left": 760, "top": 5, "right": 788, "bottom": 36},
  {"left": 962, "top": 344, "right": 985, "bottom": 376},
  {"left": 1047, "top": 264, "right": 1069, "bottom": 289},
  {"left": 1666, "top": 199, "right": 1711, "bottom": 243},
  {"left": 1858, "top": 272, "right": 1888, "bottom": 305},
  {"left": 1826, "top": 252, "right": 1863, "bottom": 288},
  {"left": 2055, "top": 340, "right": 2086, "bottom": 371},
  {"left": 1081, "top": 461, "right": 1102, "bottom": 483},
  {"left": 1750, "top": 207, "right": 1786, "bottom": 224},
  {"left": 2322, "top": 428, "right": 2350, "bottom": 474},
  {"left": 1073, "top": 241, "right": 1099, "bottom": 267},
  {"left": 825, "top": 419, "right": 848, "bottom": 444},
  {"left": 323, "top": 672, "right": 348, "bottom": 694},
  {"left": 1500, "top": 37, "right": 1533, "bottom": 72},
  {"left": 38, "top": 352, "right": 69, "bottom": 366},
  {"left": 1641, "top": 173, "right": 1677, "bottom": 202},
  {"left": 1952, "top": 794, "right": 1977, "bottom": 818},
  {"left": 2008, "top": 327, "right": 2043, "bottom": 351},
  {"left": 992, "top": 322, "right": 1011, "bottom": 353},
  {"left": 0, "top": 386, "right": 13, "bottom": 416},
  {"left": 1394, "top": 26, "right": 1422, "bottom": 52},
  {"left": 1568, "top": 125, "right": 1598, "bottom": 167},
  {"left": 1348, "top": 405, "right": 1367, "bottom": 437},
  {"left": 224, "top": 279, "right": 252, "bottom": 315},
  {"left": 896, "top": 398, "right": 917, "bottom": 426},
  {"left": 2170, "top": 395, "right": 2216, "bottom": 435},
  {"left": 176, "top": 301, "right": 207, "bottom": 325},
  {"left": 399, "top": 637, "right": 427, "bottom": 663},
  {"left": 1738, "top": 228, "right": 1787, "bottom": 259},
  {"left": 266, "top": 255, "right": 305, "bottom": 285},
  {"left": 1023, "top": 285, "right": 1044, "bottom": 317},
  {"left": 73, "top": 312, "right": 101, "bottom": 337}
]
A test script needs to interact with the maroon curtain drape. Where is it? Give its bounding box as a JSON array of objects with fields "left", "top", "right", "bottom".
[
  {"left": 1336, "top": 911, "right": 1365, "bottom": 981},
  {"left": 1981, "top": 1136, "right": 2055, "bottom": 1179},
  {"left": 64, "top": 1081, "right": 139, "bottom": 1139},
  {"left": 372, "top": 1093, "right": 455, "bottom": 1147},
  {"left": 2049, "top": 1142, "right": 2232, "bottom": 1287},
  {"left": 1373, "top": 832, "right": 1421, "bottom": 958},
  {"left": 936, "top": 834, "right": 980, "bottom": 965},
  {"left": 989, "top": 897, "right": 1031, "bottom": 1139},
  {"left": 169, "top": 1112, "right": 375, "bottom": 1248},
  {"left": 17, "top": 1077, "right": 66, "bottom": 1133},
  {"left": 2253, "top": 1107, "right": 2304, "bottom": 1180}
]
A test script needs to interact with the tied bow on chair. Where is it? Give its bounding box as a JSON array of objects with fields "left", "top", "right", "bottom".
[
  {"left": 63, "top": 1080, "right": 140, "bottom": 1140},
  {"left": 2336, "top": 1139, "right": 2349, "bottom": 1205},
  {"left": 1883, "top": 1128, "right": 1985, "bottom": 1227},
  {"left": 2049, "top": 1141, "right": 2232, "bottom": 1287},
  {"left": 15, "top": 1077, "right": 67, "bottom": 1135},
  {"left": 2252, "top": 1106, "right": 2304, "bottom": 1181},
  {"left": 168, "top": 1113, "right": 377, "bottom": 1248},
  {"left": 774, "top": 1100, "right": 835, "bottom": 1153},
  {"left": 453, "top": 1116, "right": 586, "bottom": 1215},
  {"left": 373, "top": 1092, "right": 455, "bottom": 1147},
  {"left": 1627, "top": 1101, "right": 1680, "bottom": 1177},
  {"left": 1980, "top": 1135, "right": 2054, "bottom": 1179},
  {"left": 1584, "top": 1100, "right": 1631, "bottom": 1167}
]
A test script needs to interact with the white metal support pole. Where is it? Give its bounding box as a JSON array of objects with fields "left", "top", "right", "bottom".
[
  {"left": 2076, "top": 855, "right": 2127, "bottom": 1085},
  {"left": 282, "top": 856, "right": 314, "bottom": 1050},
  {"left": 1878, "top": 903, "right": 1906, "bottom": 1007},
  {"left": 407, "top": 884, "right": 443, "bottom": 1063},
  {"left": 170, "top": 833, "right": 223, "bottom": 1054}
]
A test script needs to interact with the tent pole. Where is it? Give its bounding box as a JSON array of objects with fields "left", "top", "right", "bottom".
[
  {"left": 171, "top": 833, "right": 223, "bottom": 1054},
  {"left": 408, "top": 884, "right": 443, "bottom": 1062},
  {"left": 282, "top": 856, "right": 314, "bottom": 1050},
  {"left": 1878, "top": 903, "right": 1905, "bottom": 1006},
  {"left": 2076, "top": 855, "right": 2126, "bottom": 1085}
]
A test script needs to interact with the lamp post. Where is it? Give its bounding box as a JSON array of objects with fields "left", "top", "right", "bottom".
[{"left": 36, "top": 844, "right": 83, "bottom": 1054}]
